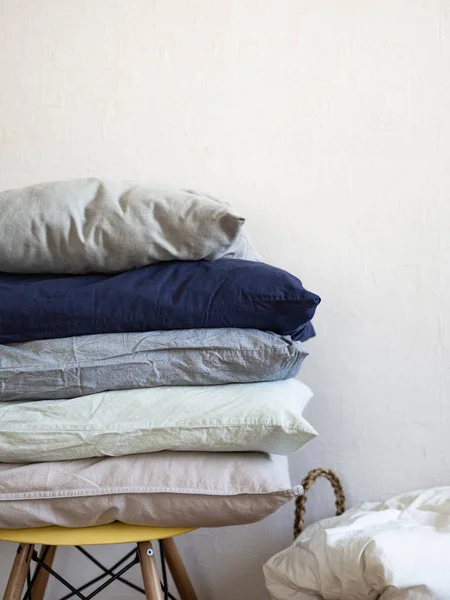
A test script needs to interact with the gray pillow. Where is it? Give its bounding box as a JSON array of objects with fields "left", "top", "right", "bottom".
[
  {"left": 0, "top": 328, "right": 307, "bottom": 401},
  {"left": 0, "top": 178, "right": 247, "bottom": 274}
]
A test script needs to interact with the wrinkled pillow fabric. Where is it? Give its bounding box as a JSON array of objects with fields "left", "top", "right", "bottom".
[
  {"left": 0, "top": 178, "right": 247, "bottom": 274},
  {"left": 0, "top": 378, "right": 317, "bottom": 462},
  {"left": 0, "top": 452, "right": 302, "bottom": 529},
  {"left": 0, "top": 259, "right": 320, "bottom": 344},
  {"left": 0, "top": 329, "right": 308, "bottom": 402},
  {"left": 264, "top": 488, "right": 450, "bottom": 600}
]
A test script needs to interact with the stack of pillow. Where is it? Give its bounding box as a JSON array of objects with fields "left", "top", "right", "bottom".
[{"left": 0, "top": 178, "right": 321, "bottom": 530}]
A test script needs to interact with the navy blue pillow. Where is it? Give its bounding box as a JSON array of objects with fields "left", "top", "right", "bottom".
[{"left": 0, "top": 259, "right": 320, "bottom": 343}]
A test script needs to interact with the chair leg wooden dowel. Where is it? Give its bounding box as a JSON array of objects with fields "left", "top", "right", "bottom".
[
  {"left": 161, "top": 537, "right": 198, "bottom": 600},
  {"left": 2, "top": 544, "right": 34, "bottom": 600},
  {"left": 138, "top": 542, "right": 164, "bottom": 600},
  {"left": 31, "top": 545, "right": 57, "bottom": 600}
]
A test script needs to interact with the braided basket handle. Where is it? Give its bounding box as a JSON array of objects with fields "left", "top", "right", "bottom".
[{"left": 294, "top": 468, "right": 346, "bottom": 538}]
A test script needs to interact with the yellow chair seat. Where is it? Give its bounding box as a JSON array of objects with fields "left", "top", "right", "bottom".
[{"left": 0, "top": 522, "right": 196, "bottom": 546}]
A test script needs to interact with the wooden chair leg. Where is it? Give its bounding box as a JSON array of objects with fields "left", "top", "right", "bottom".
[
  {"left": 138, "top": 541, "right": 164, "bottom": 600},
  {"left": 161, "top": 537, "right": 198, "bottom": 600},
  {"left": 31, "top": 545, "right": 57, "bottom": 600},
  {"left": 2, "top": 544, "right": 34, "bottom": 600}
]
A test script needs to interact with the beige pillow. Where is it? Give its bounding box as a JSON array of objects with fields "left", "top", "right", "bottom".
[
  {"left": 0, "top": 178, "right": 246, "bottom": 274},
  {"left": 0, "top": 452, "right": 302, "bottom": 529}
]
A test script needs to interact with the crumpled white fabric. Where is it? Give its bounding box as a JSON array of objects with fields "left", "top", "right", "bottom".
[{"left": 264, "top": 487, "right": 450, "bottom": 600}]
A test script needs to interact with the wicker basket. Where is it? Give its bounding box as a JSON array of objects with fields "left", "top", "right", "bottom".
[{"left": 294, "top": 468, "right": 346, "bottom": 538}]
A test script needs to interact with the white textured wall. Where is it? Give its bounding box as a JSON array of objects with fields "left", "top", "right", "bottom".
[{"left": 1, "top": 1, "right": 450, "bottom": 598}]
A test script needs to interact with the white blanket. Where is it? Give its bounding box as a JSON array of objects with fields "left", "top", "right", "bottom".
[{"left": 264, "top": 488, "right": 450, "bottom": 600}]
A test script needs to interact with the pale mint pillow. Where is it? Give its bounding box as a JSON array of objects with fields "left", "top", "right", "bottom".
[
  {"left": 0, "top": 178, "right": 247, "bottom": 274},
  {"left": 0, "top": 379, "right": 317, "bottom": 462}
]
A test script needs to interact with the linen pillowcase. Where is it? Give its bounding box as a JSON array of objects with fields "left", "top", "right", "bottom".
[
  {"left": 196, "top": 187, "right": 262, "bottom": 261},
  {"left": 0, "top": 379, "right": 317, "bottom": 463},
  {"left": 0, "top": 178, "right": 247, "bottom": 274},
  {"left": 0, "top": 452, "right": 301, "bottom": 529},
  {"left": 0, "top": 259, "right": 320, "bottom": 344},
  {"left": 0, "top": 329, "right": 308, "bottom": 402}
]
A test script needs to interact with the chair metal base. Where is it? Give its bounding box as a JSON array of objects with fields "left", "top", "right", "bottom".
[{"left": 2, "top": 537, "right": 198, "bottom": 600}]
